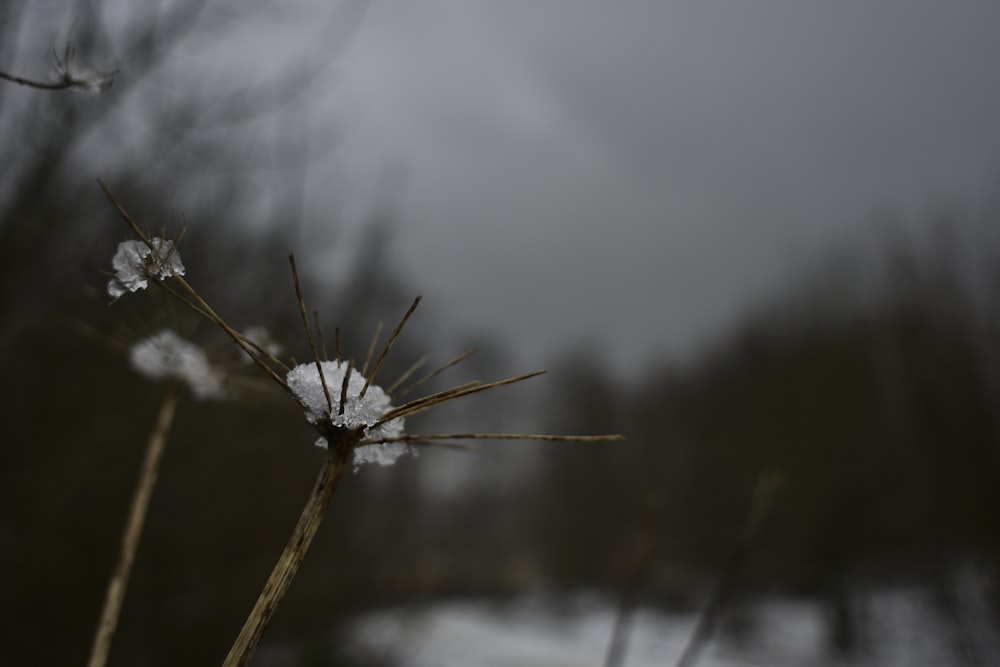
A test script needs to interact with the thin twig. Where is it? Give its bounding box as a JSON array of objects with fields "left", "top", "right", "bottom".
[
  {"left": 289, "top": 254, "right": 333, "bottom": 413},
  {"left": 361, "top": 321, "right": 383, "bottom": 378},
  {"left": 372, "top": 381, "right": 483, "bottom": 428},
  {"left": 363, "top": 432, "right": 625, "bottom": 445},
  {"left": 386, "top": 354, "right": 427, "bottom": 396},
  {"left": 99, "top": 180, "right": 154, "bottom": 245},
  {"left": 361, "top": 296, "right": 421, "bottom": 398},
  {"left": 339, "top": 361, "right": 353, "bottom": 417},
  {"left": 156, "top": 282, "right": 214, "bottom": 321},
  {"left": 394, "top": 348, "right": 475, "bottom": 400},
  {"left": 376, "top": 371, "right": 546, "bottom": 426},
  {"left": 382, "top": 439, "right": 481, "bottom": 452},
  {"left": 234, "top": 329, "right": 290, "bottom": 374},
  {"left": 173, "top": 274, "right": 291, "bottom": 390},
  {"left": 0, "top": 52, "right": 116, "bottom": 91},
  {"left": 314, "top": 310, "right": 328, "bottom": 361},
  {"left": 87, "top": 384, "right": 181, "bottom": 667},
  {"left": 0, "top": 69, "right": 74, "bottom": 89}
]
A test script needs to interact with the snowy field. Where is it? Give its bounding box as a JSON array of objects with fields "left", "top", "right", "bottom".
[{"left": 344, "top": 585, "right": 999, "bottom": 667}]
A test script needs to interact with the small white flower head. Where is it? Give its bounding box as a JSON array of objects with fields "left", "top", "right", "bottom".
[
  {"left": 107, "top": 238, "right": 186, "bottom": 299},
  {"left": 129, "top": 329, "right": 225, "bottom": 400},
  {"left": 286, "top": 360, "right": 408, "bottom": 468}
]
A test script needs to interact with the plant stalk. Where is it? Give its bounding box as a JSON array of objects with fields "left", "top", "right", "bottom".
[
  {"left": 87, "top": 383, "right": 181, "bottom": 667},
  {"left": 222, "top": 439, "right": 353, "bottom": 667}
]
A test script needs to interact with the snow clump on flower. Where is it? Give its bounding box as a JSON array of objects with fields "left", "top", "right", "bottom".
[
  {"left": 129, "top": 329, "right": 225, "bottom": 399},
  {"left": 107, "top": 238, "right": 185, "bottom": 299},
  {"left": 286, "top": 360, "right": 408, "bottom": 468}
]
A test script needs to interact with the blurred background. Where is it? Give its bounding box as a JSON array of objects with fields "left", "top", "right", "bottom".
[{"left": 3, "top": 1, "right": 1000, "bottom": 665}]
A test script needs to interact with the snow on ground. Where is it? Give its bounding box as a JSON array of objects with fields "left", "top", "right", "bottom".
[{"left": 345, "top": 586, "right": 999, "bottom": 667}]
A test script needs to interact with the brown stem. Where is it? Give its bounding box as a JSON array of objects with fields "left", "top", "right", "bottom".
[
  {"left": 222, "top": 439, "right": 354, "bottom": 667},
  {"left": 87, "top": 383, "right": 181, "bottom": 667},
  {"left": 0, "top": 70, "right": 73, "bottom": 89}
]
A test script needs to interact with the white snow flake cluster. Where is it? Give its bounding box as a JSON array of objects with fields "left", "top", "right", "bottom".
[
  {"left": 129, "top": 329, "right": 225, "bottom": 399},
  {"left": 286, "top": 360, "right": 409, "bottom": 468},
  {"left": 107, "top": 238, "right": 185, "bottom": 299}
]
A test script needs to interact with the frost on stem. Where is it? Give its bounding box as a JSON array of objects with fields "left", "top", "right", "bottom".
[
  {"left": 107, "top": 239, "right": 185, "bottom": 299},
  {"left": 286, "top": 361, "right": 408, "bottom": 468},
  {"left": 129, "top": 330, "right": 225, "bottom": 400}
]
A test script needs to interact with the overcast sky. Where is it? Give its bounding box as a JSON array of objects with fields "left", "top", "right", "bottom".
[{"left": 307, "top": 1, "right": 1000, "bottom": 376}]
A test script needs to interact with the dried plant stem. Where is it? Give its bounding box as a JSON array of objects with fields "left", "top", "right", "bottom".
[
  {"left": 375, "top": 371, "right": 545, "bottom": 426},
  {"left": 87, "top": 383, "right": 181, "bottom": 667},
  {"left": 361, "top": 321, "right": 383, "bottom": 377},
  {"left": 0, "top": 69, "right": 71, "bottom": 89},
  {"left": 222, "top": 440, "right": 355, "bottom": 667},
  {"left": 366, "top": 432, "right": 625, "bottom": 445},
  {"left": 385, "top": 354, "right": 428, "bottom": 395},
  {"left": 289, "top": 254, "right": 333, "bottom": 411},
  {"left": 173, "top": 274, "right": 292, "bottom": 389},
  {"left": 361, "top": 296, "right": 421, "bottom": 397},
  {"left": 393, "top": 348, "right": 474, "bottom": 399}
]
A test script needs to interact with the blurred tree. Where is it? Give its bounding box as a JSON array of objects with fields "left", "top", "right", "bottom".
[{"left": 527, "top": 220, "right": 1000, "bottom": 659}]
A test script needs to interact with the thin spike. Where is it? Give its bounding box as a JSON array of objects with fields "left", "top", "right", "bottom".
[
  {"left": 289, "top": 254, "right": 332, "bottom": 414},
  {"left": 386, "top": 355, "right": 428, "bottom": 396},
  {"left": 369, "top": 432, "right": 625, "bottom": 444},
  {"left": 339, "top": 361, "right": 353, "bottom": 416},
  {"left": 335, "top": 328, "right": 341, "bottom": 365},
  {"left": 313, "top": 310, "right": 328, "bottom": 361},
  {"left": 99, "top": 180, "right": 152, "bottom": 246},
  {"left": 158, "top": 282, "right": 215, "bottom": 321},
  {"left": 395, "top": 347, "right": 476, "bottom": 400},
  {"left": 161, "top": 226, "right": 186, "bottom": 266},
  {"left": 358, "top": 438, "right": 481, "bottom": 452},
  {"left": 361, "top": 296, "right": 422, "bottom": 398},
  {"left": 166, "top": 273, "right": 291, "bottom": 393},
  {"left": 376, "top": 371, "right": 546, "bottom": 426},
  {"left": 235, "top": 329, "right": 290, "bottom": 374},
  {"left": 361, "top": 322, "right": 383, "bottom": 377},
  {"left": 373, "top": 381, "right": 482, "bottom": 428}
]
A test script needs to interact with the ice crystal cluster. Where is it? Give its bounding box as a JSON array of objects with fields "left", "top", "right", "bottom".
[
  {"left": 286, "top": 361, "right": 408, "bottom": 467},
  {"left": 107, "top": 239, "right": 185, "bottom": 299},
  {"left": 129, "top": 329, "right": 225, "bottom": 399}
]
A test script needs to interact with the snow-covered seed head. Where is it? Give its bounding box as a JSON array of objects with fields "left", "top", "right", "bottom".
[
  {"left": 286, "top": 360, "right": 408, "bottom": 468},
  {"left": 107, "top": 238, "right": 185, "bottom": 299},
  {"left": 129, "top": 329, "right": 225, "bottom": 400}
]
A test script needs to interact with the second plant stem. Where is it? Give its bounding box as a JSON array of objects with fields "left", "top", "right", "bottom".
[{"left": 88, "top": 382, "right": 181, "bottom": 667}]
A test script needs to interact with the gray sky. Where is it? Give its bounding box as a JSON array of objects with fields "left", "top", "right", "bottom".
[{"left": 310, "top": 1, "right": 1000, "bottom": 376}]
